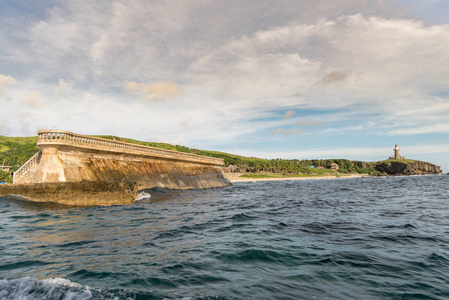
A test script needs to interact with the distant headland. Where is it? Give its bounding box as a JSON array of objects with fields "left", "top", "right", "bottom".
[{"left": 222, "top": 143, "right": 441, "bottom": 179}]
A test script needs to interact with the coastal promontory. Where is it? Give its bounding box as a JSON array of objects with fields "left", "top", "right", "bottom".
[{"left": 374, "top": 160, "right": 441, "bottom": 175}]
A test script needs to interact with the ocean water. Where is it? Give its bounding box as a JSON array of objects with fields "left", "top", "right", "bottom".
[{"left": 1, "top": 175, "right": 449, "bottom": 299}]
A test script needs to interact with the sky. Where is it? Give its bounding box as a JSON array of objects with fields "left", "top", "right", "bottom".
[{"left": 0, "top": 0, "right": 448, "bottom": 172}]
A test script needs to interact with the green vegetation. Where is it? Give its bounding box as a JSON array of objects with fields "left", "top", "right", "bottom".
[
  {"left": 0, "top": 136, "right": 39, "bottom": 183},
  {"left": 241, "top": 173, "right": 338, "bottom": 179},
  {"left": 95, "top": 135, "right": 183, "bottom": 151},
  {"left": 375, "top": 158, "right": 423, "bottom": 165},
  {"left": 0, "top": 171, "right": 12, "bottom": 183},
  {"left": 0, "top": 136, "right": 39, "bottom": 170}
]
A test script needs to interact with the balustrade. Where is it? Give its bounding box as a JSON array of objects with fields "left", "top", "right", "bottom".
[
  {"left": 37, "top": 130, "right": 223, "bottom": 165},
  {"left": 13, "top": 150, "right": 42, "bottom": 183}
]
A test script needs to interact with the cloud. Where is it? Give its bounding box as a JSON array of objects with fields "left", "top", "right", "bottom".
[
  {"left": 189, "top": 14, "right": 449, "bottom": 113},
  {"left": 320, "top": 71, "right": 350, "bottom": 84},
  {"left": 271, "top": 127, "right": 304, "bottom": 136},
  {"left": 0, "top": 120, "right": 10, "bottom": 135},
  {"left": 0, "top": 75, "right": 16, "bottom": 93},
  {"left": 172, "top": 135, "right": 187, "bottom": 146},
  {"left": 56, "top": 78, "right": 73, "bottom": 93},
  {"left": 295, "top": 120, "right": 326, "bottom": 127},
  {"left": 20, "top": 92, "right": 46, "bottom": 108},
  {"left": 124, "top": 81, "right": 182, "bottom": 101},
  {"left": 283, "top": 111, "right": 296, "bottom": 119},
  {"left": 180, "top": 118, "right": 192, "bottom": 129},
  {"left": 387, "top": 123, "right": 449, "bottom": 136}
]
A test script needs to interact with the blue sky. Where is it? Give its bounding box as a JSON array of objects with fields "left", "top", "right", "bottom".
[{"left": 0, "top": 0, "right": 448, "bottom": 172}]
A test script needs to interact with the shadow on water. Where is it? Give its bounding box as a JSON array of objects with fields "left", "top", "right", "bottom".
[{"left": 0, "top": 195, "right": 75, "bottom": 211}]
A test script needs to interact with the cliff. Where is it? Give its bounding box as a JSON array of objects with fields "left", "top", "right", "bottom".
[{"left": 373, "top": 160, "right": 442, "bottom": 175}]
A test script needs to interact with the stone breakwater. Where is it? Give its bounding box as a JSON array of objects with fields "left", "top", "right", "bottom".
[
  {"left": 0, "top": 181, "right": 137, "bottom": 206},
  {"left": 3, "top": 130, "right": 231, "bottom": 206}
]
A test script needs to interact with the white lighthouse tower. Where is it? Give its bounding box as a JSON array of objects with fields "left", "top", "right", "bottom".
[
  {"left": 394, "top": 144, "right": 400, "bottom": 159},
  {"left": 389, "top": 144, "right": 404, "bottom": 160}
]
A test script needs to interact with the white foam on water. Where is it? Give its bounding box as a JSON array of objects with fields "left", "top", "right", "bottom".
[
  {"left": 136, "top": 191, "right": 151, "bottom": 201},
  {"left": 0, "top": 277, "right": 92, "bottom": 300}
]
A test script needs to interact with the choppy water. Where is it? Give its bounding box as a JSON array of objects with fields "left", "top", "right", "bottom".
[{"left": 1, "top": 175, "right": 449, "bottom": 299}]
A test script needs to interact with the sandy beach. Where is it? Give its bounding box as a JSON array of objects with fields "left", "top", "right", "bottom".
[{"left": 225, "top": 173, "right": 369, "bottom": 183}]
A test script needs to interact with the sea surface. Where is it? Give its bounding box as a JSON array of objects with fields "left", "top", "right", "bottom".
[{"left": 1, "top": 175, "right": 449, "bottom": 299}]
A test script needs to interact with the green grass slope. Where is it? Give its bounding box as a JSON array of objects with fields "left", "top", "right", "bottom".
[
  {"left": 0, "top": 136, "right": 39, "bottom": 183},
  {"left": 0, "top": 136, "right": 39, "bottom": 170}
]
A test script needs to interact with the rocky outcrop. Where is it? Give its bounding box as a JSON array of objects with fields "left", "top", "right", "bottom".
[
  {"left": 0, "top": 181, "right": 137, "bottom": 206},
  {"left": 374, "top": 160, "right": 442, "bottom": 175}
]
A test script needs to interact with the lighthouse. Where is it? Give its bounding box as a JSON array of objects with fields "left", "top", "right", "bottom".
[
  {"left": 389, "top": 144, "right": 404, "bottom": 160},
  {"left": 394, "top": 144, "right": 400, "bottom": 159}
]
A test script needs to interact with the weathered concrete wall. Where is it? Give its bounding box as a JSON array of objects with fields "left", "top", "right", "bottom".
[
  {"left": 15, "top": 130, "right": 231, "bottom": 191},
  {"left": 18, "top": 145, "right": 230, "bottom": 190}
]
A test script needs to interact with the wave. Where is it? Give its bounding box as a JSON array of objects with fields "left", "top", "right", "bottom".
[
  {"left": 0, "top": 277, "right": 172, "bottom": 300},
  {"left": 0, "top": 277, "right": 92, "bottom": 300},
  {"left": 0, "top": 276, "right": 229, "bottom": 300},
  {"left": 136, "top": 191, "right": 152, "bottom": 201}
]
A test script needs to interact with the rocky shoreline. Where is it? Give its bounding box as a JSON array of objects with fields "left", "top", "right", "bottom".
[
  {"left": 0, "top": 181, "right": 137, "bottom": 206},
  {"left": 225, "top": 160, "right": 442, "bottom": 182},
  {"left": 373, "top": 160, "right": 441, "bottom": 175}
]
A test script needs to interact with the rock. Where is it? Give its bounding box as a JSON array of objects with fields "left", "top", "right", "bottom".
[
  {"left": 374, "top": 161, "right": 441, "bottom": 175},
  {"left": 0, "top": 181, "right": 138, "bottom": 206},
  {"left": 224, "top": 164, "right": 242, "bottom": 173}
]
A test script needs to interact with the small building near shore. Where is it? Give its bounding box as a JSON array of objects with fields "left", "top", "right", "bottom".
[
  {"left": 0, "top": 166, "right": 12, "bottom": 172},
  {"left": 330, "top": 163, "right": 339, "bottom": 171}
]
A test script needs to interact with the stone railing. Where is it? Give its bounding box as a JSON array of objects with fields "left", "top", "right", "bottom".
[
  {"left": 13, "top": 150, "right": 42, "bottom": 184},
  {"left": 37, "top": 130, "right": 224, "bottom": 166}
]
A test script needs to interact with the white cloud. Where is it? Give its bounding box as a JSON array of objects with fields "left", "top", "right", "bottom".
[
  {"left": 172, "top": 135, "right": 187, "bottom": 146},
  {"left": 189, "top": 14, "right": 449, "bottom": 110},
  {"left": 0, "top": 120, "right": 10, "bottom": 135},
  {"left": 56, "top": 78, "right": 73, "bottom": 93},
  {"left": 124, "top": 81, "right": 182, "bottom": 101},
  {"left": 271, "top": 127, "right": 304, "bottom": 136},
  {"left": 20, "top": 92, "right": 46, "bottom": 108},
  {"left": 387, "top": 123, "right": 449, "bottom": 136},
  {"left": 295, "top": 120, "right": 326, "bottom": 127},
  {"left": 0, "top": 75, "right": 16, "bottom": 93}
]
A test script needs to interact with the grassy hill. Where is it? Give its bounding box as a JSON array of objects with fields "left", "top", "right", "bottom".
[
  {"left": 0, "top": 136, "right": 39, "bottom": 169},
  {"left": 0, "top": 136, "right": 39, "bottom": 183}
]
